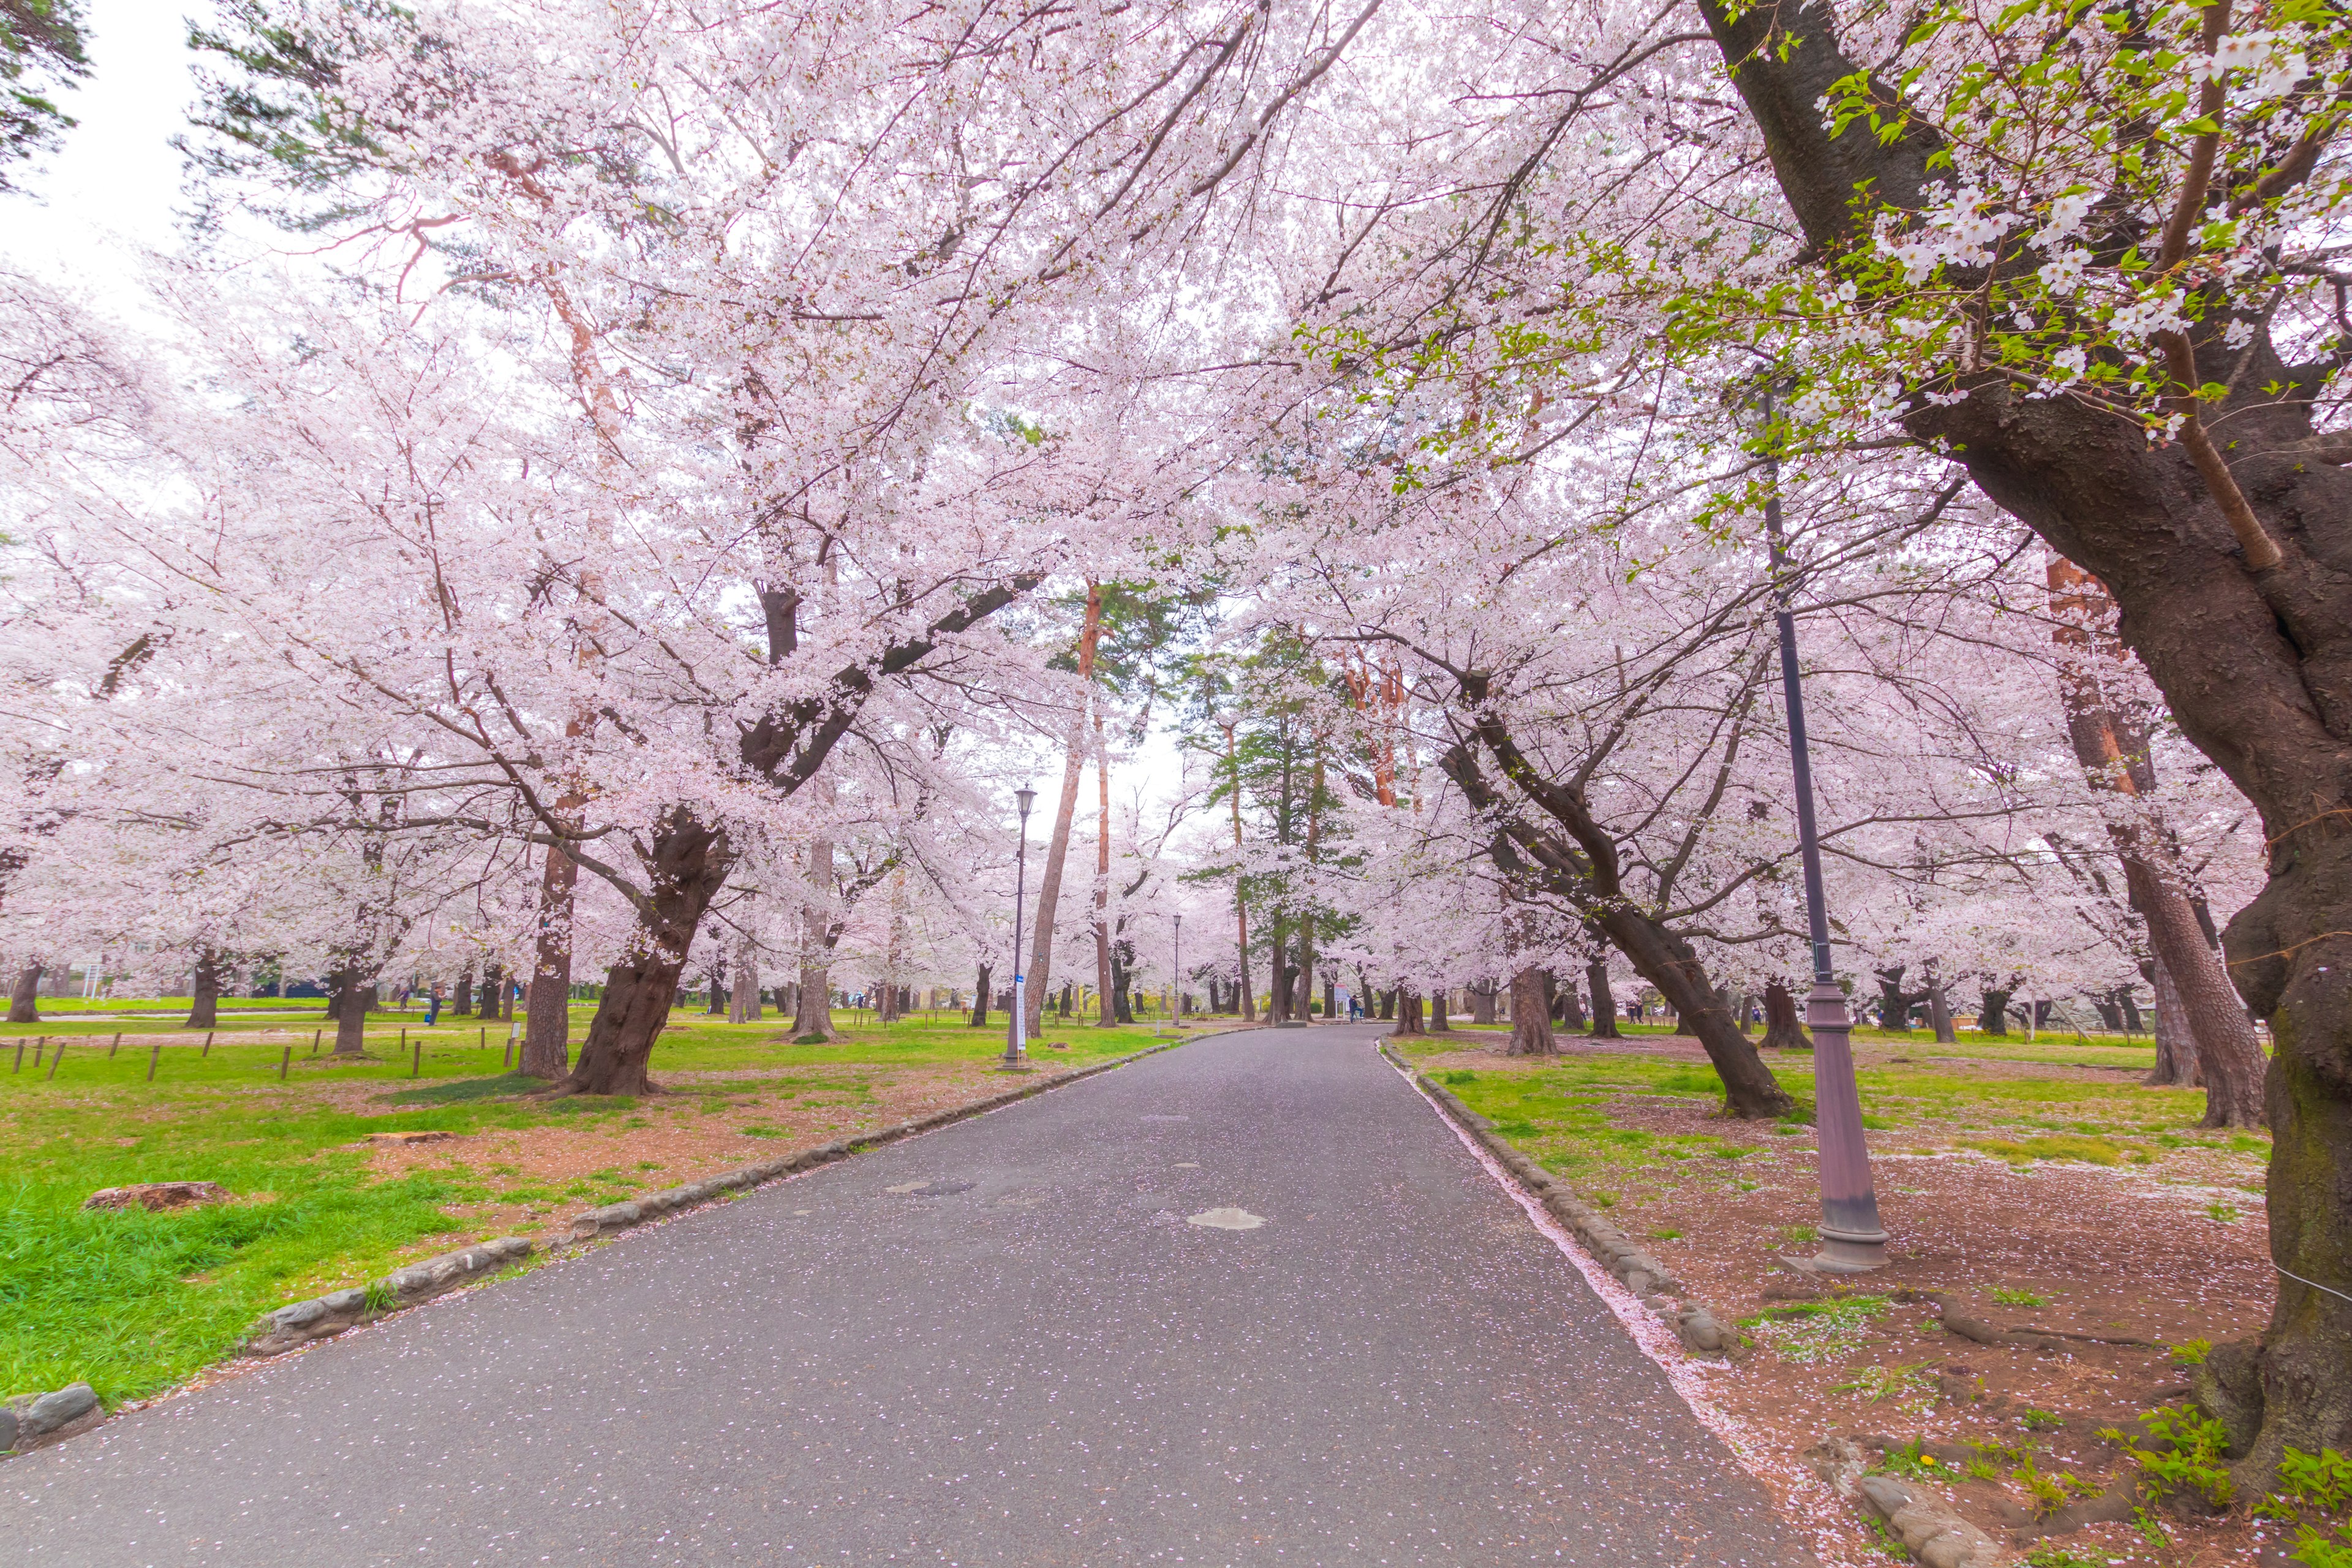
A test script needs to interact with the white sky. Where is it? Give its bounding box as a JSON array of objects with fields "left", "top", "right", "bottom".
[{"left": 0, "top": 0, "right": 214, "bottom": 287}]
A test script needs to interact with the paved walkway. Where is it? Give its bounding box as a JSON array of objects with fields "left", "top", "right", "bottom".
[{"left": 2, "top": 1025, "right": 1815, "bottom": 1566}]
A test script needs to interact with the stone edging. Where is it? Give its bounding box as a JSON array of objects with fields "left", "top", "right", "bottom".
[{"left": 1378, "top": 1041, "right": 1735, "bottom": 1356}]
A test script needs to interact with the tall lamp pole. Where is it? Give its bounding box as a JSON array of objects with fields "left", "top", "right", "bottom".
[
  {"left": 1006, "top": 786, "right": 1037, "bottom": 1069},
  {"left": 1172, "top": 913, "right": 1183, "bottom": 1028},
  {"left": 1763, "top": 383, "right": 1889, "bottom": 1273}
]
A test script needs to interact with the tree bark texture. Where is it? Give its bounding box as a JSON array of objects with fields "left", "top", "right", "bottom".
[
  {"left": 560, "top": 810, "right": 731, "bottom": 1096},
  {"left": 1430, "top": 989, "right": 1450, "bottom": 1032},
  {"left": 969, "top": 963, "right": 992, "bottom": 1028},
  {"left": 186, "top": 949, "right": 221, "bottom": 1030},
  {"left": 453, "top": 967, "right": 473, "bottom": 1017},
  {"left": 1762, "top": 980, "right": 1813, "bottom": 1050},
  {"left": 1695, "top": 0, "right": 2346, "bottom": 1465},
  {"left": 1586, "top": 960, "right": 1619, "bottom": 1038},
  {"left": 1558, "top": 973, "right": 1588, "bottom": 1032},
  {"left": 332, "top": 969, "right": 373, "bottom": 1057},
  {"left": 1469, "top": 979, "right": 1497, "bottom": 1025},
  {"left": 481, "top": 962, "right": 505, "bottom": 1022},
  {"left": 728, "top": 933, "right": 760, "bottom": 1024},
  {"left": 1506, "top": 966, "right": 1556, "bottom": 1056},
  {"left": 2149, "top": 954, "right": 2201, "bottom": 1087},
  {"left": 793, "top": 829, "right": 836, "bottom": 1042},
  {"left": 1393, "top": 989, "right": 1426, "bottom": 1036},
  {"left": 523, "top": 840, "right": 579, "bottom": 1079},
  {"left": 10, "top": 963, "right": 49, "bottom": 1022}
]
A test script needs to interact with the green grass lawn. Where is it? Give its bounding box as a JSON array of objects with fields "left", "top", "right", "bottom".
[
  {"left": 0, "top": 1008, "right": 1191, "bottom": 1410},
  {"left": 1401, "top": 1027, "right": 2262, "bottom": 1216}
]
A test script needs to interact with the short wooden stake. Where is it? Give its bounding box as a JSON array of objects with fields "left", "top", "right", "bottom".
[
  {"left": 412, "top": 1038, "right": 421, "bottom": 1077},
  {"left": 31, "top": 1036, "right": 44, "bottom": 1068},
  {"left": 311, "top": 1030, "right": 321, "bottom": 1055},
  {"left": 46, "top": 1040, "right": 64, "bottom": 1080},
  {"left": 10, "top": 1039, "right": 21, "bottom": 1072},
  {"left": 147, "top": 1042, "right": 161, "bottom": 1082},
  {"left": 280, "top": 1044, "right": 291, "bottom": 1080},
  {"left": 503, "top": 1036, "right": 512, "bottom": 1071},
  {"left": 400, "top": 1027, "right": 409, "bottom": 1057},
  {"left": 479, "top": 1027, "right": 486, "bottom": 1052},
  {"left": 202, "top": 1030, "right": 214, "bottom": 1057},
  {"left": 108, "top": 1031, "right": 121, "bottom": 1058}
]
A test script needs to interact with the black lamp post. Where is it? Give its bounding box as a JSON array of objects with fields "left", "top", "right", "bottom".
[
  {"left": 1763, "top": 383, "right": 1888, "bottom": 1273},
  {"left": 1005, "top": 786, "right": 1037, "bottom": 1068},
  {"left": 1172, "top": 912, "right": 1183, "bottom": 1027}
]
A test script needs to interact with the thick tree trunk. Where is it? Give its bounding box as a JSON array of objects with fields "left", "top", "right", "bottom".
[
  {"left": 522, "top": 842, "right": 579, "bottom": 1079},
  {"left": 1378, "top": 988, "right": 1394, "bottom": 1022},
  {"left": 1586, "top": 960, "right": 1619, "bottom": 1038},
  {"left": 333, "top": 969, "right": 373, "bottom": 1057},
  {"left": 560, "top": 812, "right": 731, "bottom": 1096},
  {"left": 1927, "top": 979, "right": 1956, "bottom": 1044},
  {"left": 1694, "top": 0, "right": 2352, "bottom": 1468},
  {"left": 1555, "top": 976, "right": 1585, "bottom": 1032},
  {"left": 1762, "top": 980, "right": 1812, "bottom": 1050},
  {"left": 793, "top": 832, "right": 835, "bottom": 1042},
  {"left": 1506, "top": 966, "right": 1556, "bottom": 1056},
  {"left": 2126, "top": 858, "right": 2264, "bottom": 1126},
  {"left": 1980, "top": 988, "right": 2011, "bottom": 1036},
  {"left": 9, "top": 963, "right": 42, "bottom": 1023},
  {"left": 970, "top": 963, "right": 992, "bottom": 1028},
  {"left": 1430, "top": 989, "right": 1450, "bottom": 1032},
  {"left": 1393, "top": 989, "right": 1425, "bottom": 1036},
  {"left": 2149, "top": 954, "right": 2201, "bottom": 1087},
  {"left": 453, "top": 967, "right": 474, "bottom": 1017},
  {"left": 481, "top": 962, "right": 505, "bottom": 1022},
  {"left": 186, "top": 949, "right": 221, "bottom": 1029},
  {"left": 1469, "top": 979, "right": 1497, "bottom": 1025},
  {"left": 728, "top": 934, "right": 760, "bottom": 1023}
]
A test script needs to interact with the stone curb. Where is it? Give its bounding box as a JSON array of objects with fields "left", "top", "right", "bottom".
[
  {"left": 1378, "top": 1042, "right": 1735, "bottom": 1356},
  {"left": 1, "top": 1382, "right": 99, "bottom": 1455},
  {"left": 243, "top": 1236, "right": 535, "bottom": 1357},
  {"left": 1854, "top": 1473, "right": 2003, "bottom": 1568}
]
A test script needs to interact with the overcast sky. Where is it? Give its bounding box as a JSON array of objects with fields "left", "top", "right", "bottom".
[{"left": 1, "top": 1, "right": 215, "bottom": 289}]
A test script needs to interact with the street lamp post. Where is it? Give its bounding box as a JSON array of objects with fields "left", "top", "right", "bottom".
[
  {"left": 1006, "top": 787, "right": 1037, "bottom": 1069},
  {"left": 1172, "top": 913, "right": 1183, "bottom": 1028},
  {"left": 1763, "top": 385, "right": 1889, "bottom": 1274}
]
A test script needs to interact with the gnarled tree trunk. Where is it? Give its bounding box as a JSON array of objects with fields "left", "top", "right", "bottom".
[
  {"left": 1506, "top": 965, "right": 1555, "bottom": 1056},
  {"left": 453, "top": 967, "right": 474, "bottom": 1017},
  {"left": 1469, "top": 979, "right": 1497, "bottom": 1025},
  {"left": 1392, "top": 988, "right": 1425, "bottom": 1036},
  {"left": 2148, "top": 954, "right": 2201, "bottom": 1087},
  {"left": 186, "top": 949, "right": 221, "bottom": 1029},
  {"left": 332, "top": 968, "right": 373, "bottom": 1057},
  {"left": 1762, "top": 981, "right": 1812, "bottom": 1050},
  {"left": 1430, "top": 988, "right": 1450, "bottom": 1032},
  {"left": 9, "top": 963, "right": 41, "bottom": 1023},
  {"left": 969, "top": 963, "right": 992, "bottom": 1028},
  {"left": 1586, "top": 960, "right": 1618, "bottom": 1038},
  {"left": 560, "top": 811, "right": 731, "bottom": 1096},
  {"left": 522, "top": 841, "right": 579, "bottom": 1079}
]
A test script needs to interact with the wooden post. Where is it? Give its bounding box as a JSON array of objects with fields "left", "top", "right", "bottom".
[
  {"left": 311, "top": 1030, "right": 321, "bottom": 1055},
  {"left": 399, "top": 1027, "right": 408, "bottom": 1058},
  {"left": 11, "top": 1039, "right": 22, "bottom": 1072},
  {"left": 412, "top": 1037, "right": 421, "bottom": 1077},
  {"left": 503, "top": 1035, "right": 513, "bottom": 1071},
  {"left": 108, "top": 1031, "right": 121, "bottom": 1058},
  {"left": 31, "top": 1036, "right": 43, "bottom": 1068},
  {"left": 45, "top": 1039, "right": 62, "bottom": 1080},
  {"left": 147, "top": 1042, "right": 160, "bottom": 1082},
  {"left": 202, "top": 1030, "right": 214, "bottom": 1057},
  {"left": 280, "top": 1044, "right": 291, "bottom": 1080}
]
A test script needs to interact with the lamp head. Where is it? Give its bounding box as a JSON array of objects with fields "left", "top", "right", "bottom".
[{"left": 1014, "top": 786, "right": 1037, "bottom": 819}]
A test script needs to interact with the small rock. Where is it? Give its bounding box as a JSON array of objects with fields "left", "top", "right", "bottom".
[
  {"left": 1804, "top": 1436, "right": 1866, "bottom": 1497},
  {"left": 1858, "top": 1470, "right": 2003, "bottom": 1568},
  {"left": 23, "top": 1383, "right": 97, "bottom": 1437},
  {"left": 82, "top": 1181, "right": 230, "bottom": 1212},
  {"left": 365, "top": 1130, "right": 456, "bottom": 1146},
  {"left": 0, "top": 1406, "right": 17, "bottom": 1452},
  {"left": 1642, "top": 1294, "right": 1675, "bottom": 1313},
  {"left": 1677, "top": 1306, "right": 1732, "bottom": 1354}
]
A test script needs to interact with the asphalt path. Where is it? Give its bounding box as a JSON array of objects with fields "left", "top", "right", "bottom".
[{"left": 3, "top": 1024, "right": 1815, "bottom": 1566}]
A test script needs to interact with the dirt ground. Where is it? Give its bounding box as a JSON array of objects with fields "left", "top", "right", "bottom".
[{"left": 1414, "top": 1035, "right": 2287, "bottom": 1567}]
